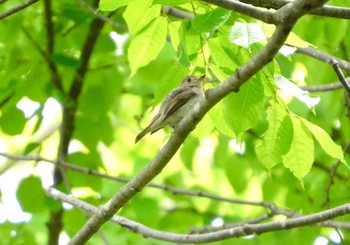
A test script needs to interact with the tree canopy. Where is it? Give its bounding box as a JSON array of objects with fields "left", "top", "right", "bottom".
[{"left": 0, "top": 0, "right": 350, "bottom": 244}]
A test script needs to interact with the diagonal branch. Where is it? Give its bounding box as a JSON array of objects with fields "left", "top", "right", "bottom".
[
  {"left": 68, "top": 0, "right": 329, "bottom": 244},
  {"left": 0, "top": 0, "right": 39, "bottom": 20}
]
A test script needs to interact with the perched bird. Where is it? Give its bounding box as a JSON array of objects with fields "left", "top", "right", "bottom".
[{"left": 135, "top": 74, "right": 206, "bottom": 143}]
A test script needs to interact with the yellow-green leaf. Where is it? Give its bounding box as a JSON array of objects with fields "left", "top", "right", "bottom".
[
  {"left": 256, "top": 98, "right": 293, "bottom": 170},
  {"left": 283, "top": 116, "right": 314, "bottom": 180},
  {"left": 302, "top": 119, "right": 346, "bottom": 164},
  {"left": 128, "top": 17, "right": 167, "bottom": 76}
]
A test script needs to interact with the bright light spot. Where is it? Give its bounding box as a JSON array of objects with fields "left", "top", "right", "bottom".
[
  {"left": 279, "top": 45, "right": 297, "bottom": 56},
  {"left": 59, "top": 231, "right": 70, "bottom": 245},
  {"left": 16, "top": 97, "right": 40, "bottom": 118},
  {"left": 314, "top": 236, "right": 328, "bottom": 245},
  {"left": 63, "top": 202, "right": 73, "bottom": 210},
  {"left": 68, "top": 139, "right": 89, "bottom": 154},
  {"left": 275, "top": 74, "right": 320, "bottom": 109},
  {"left": 72, "top": 187, "right": 100, "bottom": 199},
  {"left": 334, "top": 120, "right": 341, "bottom": 129},
  {"left": 109, "top": 31, "right": 128, "bottom": 55},
  {"left": 211, "top": 217, "right": 224, "bottom": 227},
  {"left": 42, "top": 98, "right": 61, "bottom": 118},
  {"left": 36, "top": 162, "right": 54, "bottom": 188},
  {"left": 229, "top": 139, "right": 245, "bottom": 155},
  {"left": 329, "top": 230, "right": 342, "bottom": 243}
]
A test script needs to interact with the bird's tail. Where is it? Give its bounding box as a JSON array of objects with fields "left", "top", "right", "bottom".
[{"left": 135, "top": 125, "right": 151, "bottom": 143}]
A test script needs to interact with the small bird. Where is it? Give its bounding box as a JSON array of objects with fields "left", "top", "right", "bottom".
[{"left": 135, "top": 74, "right": 206, "bottom": 143}]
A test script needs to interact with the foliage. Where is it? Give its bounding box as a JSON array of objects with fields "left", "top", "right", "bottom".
[{"left": 0, "top": 0, "right": 350, "bottom": 244}]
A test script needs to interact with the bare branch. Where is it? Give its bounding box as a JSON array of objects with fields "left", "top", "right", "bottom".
[
  {"left": 0, "top": 0, "right": 39, "bottom": 20},
  {"left": 302, "top": 82, "right": 343, "bottom": 92},
  {"left": 47, "top": 187, "right": 350, "bottom": 244},
  {"left": 241, "top": 0, "right": 350, "bottom": 19},
  {"left": 0, "top": 152, "right": 283, "bottom": 212},
  {"left": 201, "top": 0, "right": 276, "bottom": 24},
  {"left": 162, "top": 6, "right": 194, "bottom": 19},
  {"left": 292, "top": 46, "right": 350, "bottom": 72},
  {"left": 330, "top": 59, "right": 350, "bottom": 97}
]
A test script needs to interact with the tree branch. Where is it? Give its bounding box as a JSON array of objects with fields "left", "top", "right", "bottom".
[
  {"left": 241, "top": 0, "right": 350, "bottom": 19},
  {"left": 0, "top": 0, "right": 39, "bottom": 20},
  {"left": 0, "top": 152, "right": 284, "bottom": 212},
  {"left": 201, "top": 0, "right": 276, "bottom": 24},
  {"left": 302, "top": 81, "right": 344, "bottom": 92},
  {"left": 293, "top": 46, "right": 350, "bottom": 72},
  {"left": 58, "top": 3, "right": 105, "bottom": 160},
  {"left": 330, "top": 59, "right": 350, "bottom": 97},
  {"left": 47, "top": 187, "right": 350, "bottom": 244},
  {"left": 68, "top": 0, "right": 329, "bottom": 244}
]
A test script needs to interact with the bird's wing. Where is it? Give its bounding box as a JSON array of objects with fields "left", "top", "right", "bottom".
[{"left": 162, "top": 89, "right": 197, "bottom": 121}]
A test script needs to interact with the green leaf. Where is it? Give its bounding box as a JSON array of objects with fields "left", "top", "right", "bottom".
[
  {"left": 178, "top": 19, "right": 202, "bottom": 59},
  {"left": 223, "top": 76, "right": 265, "bottom": 135},
  {"left": 123, "top": 0, "right": 159, "bottom": 35},
  {"left": 99, "top": 0, "right": 140, "bottom": 11},
  {"left": 302, "top": 119, "right": 346, "bottom": 164},
  {"left": 168, "top": 21, "right": 182, "bottom": 50},
  {"left": 208, "top": 37, "right": 238, "bottom": 71},
  {"left": 256, "top": 98, "right": 293, "bottom": 170},
  {"left": 128, "top": 17, "right": 167, "bottom": 76},
  {"left": 283, "top": 116, "right": 314, "bottom": 180},
  {"left": 191, "top": 8, "right": 231, "bottom": 33},
  {"left": 0, "top": 105, "right": 26, "bottom": 135},
  {"left": 17, "top": 176, "right": 46, "bottom": 213},
  {"left": 180, "top": 136, "right": 199, "bottom": 170},
  {"left": 209, "top": 101, "right": 236, "bottom": 138},
  {"left": 152, "top": 0, "right": 187, "bottom": 5},
  {"left": 52, "top": 53, "right": 81, "bottom": 67},
  {"left": 229, "top": 22, "right": 266, "bottom": 48}
]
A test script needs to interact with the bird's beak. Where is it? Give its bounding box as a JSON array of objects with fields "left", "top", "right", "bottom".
[{"left": 198, "top": 75, "right": 206, "bottom": 82}]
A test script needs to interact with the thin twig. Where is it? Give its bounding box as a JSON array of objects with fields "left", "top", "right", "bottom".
[
  {"left": 0, "top": 0, "right": 39, "bottom": 20},
  {"left": 77, "top": 0, "right": 126, "bottom": 29},
  {"left": 330, "top": 59, "right": 350, "bottom": 97},
  {"left": 302, "top": 82, "right": 344, "bottom": 92},
  {"left": 162, "top": 6, "right": 194, "bottom": 19},
  {"left": 0, "top": 152, "right": 283, "bottom": 212}
]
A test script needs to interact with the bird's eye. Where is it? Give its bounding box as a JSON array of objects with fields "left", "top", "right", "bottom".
[{"left": 187, "top": 78, "right": 192, "bottom": 83}]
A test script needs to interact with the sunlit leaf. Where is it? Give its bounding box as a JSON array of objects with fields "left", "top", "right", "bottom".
[
  {"left": 192, "top": 8, "right": 230, "bottom": 33},
  {"left": 123, "top": 0, "right": 159, "bottom": 35},
  {"left": 208, "top": 37, "right": 238, "bottom": 71},
  {"left": 223, "top": 76, "right": 265, "bottom": 135},
  {"left": 128, "top": 17, "right": 167, "bottom": 76},
  {"left": 229, "top": 22, "right": 266, "bottom": 48},
  {"left": 99, "top": 0, "right": 140, "bottom": 11},
  {"left": 302, "top": 119, "right": 346, "bottom": 164},
  {"left": 283, "top": 115, "right": 314, "bottom": 180},
  {"left": 209, "top": 101, "right": 236, "bottom": 138},
  {"left": 256, "top": 98, "right": 293, "bottom": 170}
]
